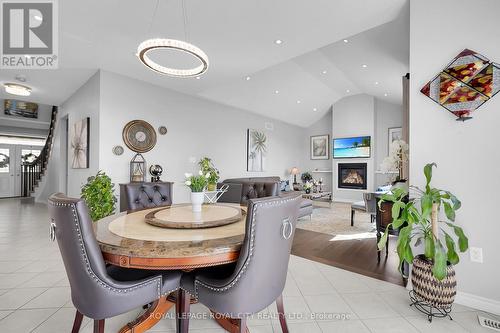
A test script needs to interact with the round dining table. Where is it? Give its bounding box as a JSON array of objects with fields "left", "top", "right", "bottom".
[{"left": 95, "top": 203, "right": 247, "bottom": 333}]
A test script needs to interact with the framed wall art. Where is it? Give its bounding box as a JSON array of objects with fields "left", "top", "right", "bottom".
[
  {"left": 310, "top": 134, "right": 329, "bottom": 160},
  {"left": 70, "top": 117, "right": 90, "bottom": 169}
]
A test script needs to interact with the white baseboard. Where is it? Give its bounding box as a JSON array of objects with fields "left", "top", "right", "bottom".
[
  {"left": 455, "top": 291, "right": 500, "bottom": 315},
  {"left": 332, "top": 198, "right": 356, "bottom": 203}
]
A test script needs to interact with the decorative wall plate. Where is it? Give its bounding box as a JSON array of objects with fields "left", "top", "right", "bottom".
[
  {"left": 112, "top": 145, "right": 124, "bottom": 156},
  {"left": 122, "top": 120, "right": 157, "bottom": 153},
  {"left": 158, "top": 126, "right": 168, "bottom": 135}
]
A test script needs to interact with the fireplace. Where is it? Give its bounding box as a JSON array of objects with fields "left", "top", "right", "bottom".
[{"left": 338, "top": 163, "right": 367, "bottom": 190}]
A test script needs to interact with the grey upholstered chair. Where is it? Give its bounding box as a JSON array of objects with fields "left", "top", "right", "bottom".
[
  {"left": 119, "top": 182, "right": 173, "bottom": 212},
  {"left": 350, "top": 192, "right": 377, "bottom": 226},
  {"left": 48, "top": 193, "right": 181, "bottom": 333},
  {"left": 179, "top": 194, "right": 302, "bottom": 333}
]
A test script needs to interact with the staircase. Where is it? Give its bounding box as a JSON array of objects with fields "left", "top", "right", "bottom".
[{"left": 21, "top": 106, "right": 58, "bottom": 197}]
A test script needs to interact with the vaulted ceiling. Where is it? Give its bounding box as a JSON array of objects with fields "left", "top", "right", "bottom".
[{"left": 0, "top": 0, "right": 409, "bottom": 127}]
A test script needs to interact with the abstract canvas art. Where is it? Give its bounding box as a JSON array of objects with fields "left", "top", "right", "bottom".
[
  {"left": 421, "top": 49, "right": 500, "bottom": 121},
  {"left": 71, "top": 117, "right": 90, "bottom": 169},
  {"left": 310, "top": 135, "right": 329, "bottom": 160},
  {"left": 246, "top": 129, "right": 267, "bottom": 172}
]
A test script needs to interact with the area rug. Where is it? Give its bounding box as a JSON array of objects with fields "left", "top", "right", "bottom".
[{"left": 297, "top": 202, "right": 377, "bottom": 239}]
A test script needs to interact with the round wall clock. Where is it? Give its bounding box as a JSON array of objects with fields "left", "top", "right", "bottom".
[{"left": 122, "top": 120, "right": 157, "bottom": 153}]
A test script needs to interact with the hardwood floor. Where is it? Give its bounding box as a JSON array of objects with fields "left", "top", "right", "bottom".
[{"left": 292, "top": 228, "right": 406, "bottom": 286}]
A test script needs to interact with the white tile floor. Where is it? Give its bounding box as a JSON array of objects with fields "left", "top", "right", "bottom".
[{"left": 0, "top": 198, "right": 497, "bottom": 332}]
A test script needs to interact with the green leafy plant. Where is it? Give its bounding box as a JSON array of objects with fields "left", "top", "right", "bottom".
[
  {"left": 301, "top": 172, "right": 312, "bottom": 183},
  {"left": 378, "top": 163, "right": 469, "bottom": 280},
  {"left": 184, "top": 171, "right": 209, "bottom": 192},
  {"left": 198, "top": 157, "right": 220, "bottom": 185},
  {"left": 81, "top": 171, "right": 117, "bottom": 221}
]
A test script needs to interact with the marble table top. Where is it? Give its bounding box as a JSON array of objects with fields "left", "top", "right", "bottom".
[{"left": 95, "top": 204, "right": 246, "bottom": 259}]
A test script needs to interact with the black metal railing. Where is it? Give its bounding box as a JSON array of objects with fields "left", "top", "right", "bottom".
[{"left": 21, "top": 106, "right": 58, "bottom": 197}]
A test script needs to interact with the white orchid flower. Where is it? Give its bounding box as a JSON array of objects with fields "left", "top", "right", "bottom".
[
  {"left": 185, "top": 180, "right": 192, "bottom": 186},
  {"left": 198, "top": 170, "right": 203, "bottom": 176},
  {"left": 205, "top": 172, "right": 210, "bottom": 179},
  {"left": 184, "top": 173, "right": 192, "bottom": 178}
]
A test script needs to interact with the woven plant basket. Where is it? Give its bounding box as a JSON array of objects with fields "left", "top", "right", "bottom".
[{"left": 411, "top": 255, "right": 457, "bottom": 309}]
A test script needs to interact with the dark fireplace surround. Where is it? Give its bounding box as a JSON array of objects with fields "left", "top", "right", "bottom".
[{"left": 338, "top": 163, "right": 367, "bottom": 190}]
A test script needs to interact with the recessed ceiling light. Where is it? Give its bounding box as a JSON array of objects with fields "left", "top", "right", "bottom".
[
  {"left": 322, "top": 70, "right": 327, "bottom": 74},
  {"left": 343, "top": 39, "right": 349, "bottom": 43},
  {"left": 245, "top": 76, "right": 251, "bottom": 81},
  {"left": 313, "top": 108, "right": 317, "bottom": 111},
  {"left": 296, "top": 100, "right": 301, "bottom": 104},
  {"left": 274, "top": 39, "right": 283, "bottom": 45},
  {"left": 4, "top": 83, "right": 31, "bottom": 96},
  {"left": 374, "top": 81, "right": 379, "bottom": 85},
  {"left": 346, "top": 89, "right": 350, "bottom": 93},
  {"left": 195, "top": 76, "right": 201, "bottom": 80},
  {"left": 361, "top": 64, "right": 368, "bottom": 68},
  {"left": 384, "top": 93, "right": 388, "bottom": 97},
  {"left": 274, "top": 90, "right": 279, "bottom": 94}
]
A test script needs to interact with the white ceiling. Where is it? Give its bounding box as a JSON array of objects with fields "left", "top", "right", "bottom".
[{"left": 0, "top": 0, "right": 409, "bottom": 127}]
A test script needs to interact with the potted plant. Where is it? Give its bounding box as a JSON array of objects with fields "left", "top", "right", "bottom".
[
  {"left": 81, "top": 171, "right": 117, "bottom": 221},
  {"left": 184, "top": 171, "right": 209, "bottom": 212},
  {"left": 198, "top": 157, "right": 220, "bottom": 191},
  {"left": 380, "top": 139, "right": 409, "bottom": 188},
  {"left": 303, "top": 181, "right": 313, "bottom": 194},
  {"left": 301, "top": 172, "right": 313, "bottom": 184},
  {"left": 378, "top": 163, "right": 468, "bottom": 313}
]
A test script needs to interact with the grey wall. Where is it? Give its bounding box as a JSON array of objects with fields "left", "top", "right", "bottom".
[
  {"left": 98, "top": 71, "right": 306, "bottom": 204},
  {"left": 302, "top": 109, "right": 333, "bottom": 191},
  {"left": 374, "top": 99, "right": 403, "bottom": 187},
  {"left": 410, "top": 0, "right": 500, "bottom": 312},
  {"left": 332, "top": 94, "right": 375, "bottom": 202}
]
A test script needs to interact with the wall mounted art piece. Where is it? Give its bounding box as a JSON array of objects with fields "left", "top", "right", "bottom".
[
  {"left": 4, "top": 99, "right": 38, "bottom": 119},
  {"left": 71, "top": 117, "right": 90, "bottom": 169},
  {"left": 333, "top": 136, "right": 371, "bottom": 159},
  {"left": 388, "top": 127, "right": 402, "bottom": 152},
  {"left": 246, "top": 129, "right": 267, "bottom": 172},
  {"left": 158, "top": 126, "right": 168, "bottom": 135},
  {"left": 112, "top": 145, "right": 124, "bottom": 156},
  {"left": 310, "top": 134, "right": 329, "bottom": 160},
  {"left": 421, "top": 49, "right": 500, "bottom": 121},
  {"left": 122, "top": 120, "right": 157, "bottom": 153}
]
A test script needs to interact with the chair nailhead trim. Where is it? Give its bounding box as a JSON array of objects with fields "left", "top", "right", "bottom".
[
  {"left": 49, "top": 200, "right": 168, "bottom": 299},
  {"left": 191, "top": 196, "right": 299, "bottom": 299}
]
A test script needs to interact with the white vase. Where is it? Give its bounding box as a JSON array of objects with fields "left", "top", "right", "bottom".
[{"left": 190, "top": 192, "right": 204, "bottom": 212}]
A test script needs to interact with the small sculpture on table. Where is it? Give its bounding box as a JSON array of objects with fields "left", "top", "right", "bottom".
[{"left": 149, "top": 164, "right": 163, "bottom": 182}]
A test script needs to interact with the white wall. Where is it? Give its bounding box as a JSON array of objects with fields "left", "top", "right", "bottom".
[
  {"left": 302, "top": 109, "right": 333, "bottom": 191},
  {"left": 332, "top": 94, "right": 375, "bottom": 201},
  {"left": 374, "top": 99, "right": 402, "bottom": 187},
  {"left": 38, "top": 72, "right": 101, "bottom": 200},
  {"left": 410, "top": 0, "right": 500, "bottom": 311},
  {"left": 98, "top": 71, "right": 306, "bottom": 204}
]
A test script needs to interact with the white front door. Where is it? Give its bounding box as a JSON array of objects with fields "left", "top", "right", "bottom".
[{"left": 0, "top": 144, "right": 16, "bottom": 198}]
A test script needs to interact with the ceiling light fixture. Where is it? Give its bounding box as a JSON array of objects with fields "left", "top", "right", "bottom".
[
  {"left": 296, "top": 100, "right": 301, "bottom": 104},
  {"left": 322, "top": 70, "right": 327, "bottom": 74},
  {"left": 313, "top": 108, "right": 317, "bottom": 111},
  {"left": 361, "top": 64, "right": 368, "bottom": 68},
  {"left": 137, "top": 0, "right": 209, "bottom": 78},
  {"left": 245, "top": 76, "right": 251, "bottom": 81},
  {"left": 343, "top": 39, "right": 349, "bottom": 43},
  {"left": 274, "top": 39, "right": 283, "bottom": 45},
  {"left": 275, "top": 90, "right": 279, "bottom": 94},
  {"left": 384, "top": 93, "right": 388, "bottom": 96},
  {"left": 4, "top": 83, "right": 31, "bottom": 96},
  {"left": 346, "top": 89, "right": 350, "bottom": 93},
  {"left": 195, "top": 76, "right": 201, "bottom": 80},
  {"left": 374, "top": 81, "right": 379, "bottom": 85}
]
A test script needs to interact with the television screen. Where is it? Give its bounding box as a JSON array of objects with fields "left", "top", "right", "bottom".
[{"left": 333, "top": 136, "right": 371, "bottom": 158}]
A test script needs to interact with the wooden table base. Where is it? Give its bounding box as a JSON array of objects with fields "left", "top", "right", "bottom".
[{"left": 118, "top": 297, "right": 174, "bottom": 333}]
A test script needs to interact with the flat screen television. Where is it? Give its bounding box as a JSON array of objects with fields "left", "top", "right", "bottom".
[{"left": 333, "top": 136, "right": 371, "bottom": 159}]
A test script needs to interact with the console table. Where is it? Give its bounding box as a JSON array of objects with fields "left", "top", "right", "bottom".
[{"left": 301, "top": 191, "right": 332, "bottom": 201}]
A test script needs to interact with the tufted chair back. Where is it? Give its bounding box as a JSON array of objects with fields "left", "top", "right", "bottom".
[
  {"left": 223, "top": 178, "right": 280, "bottom": 205},
  {"left": 120, "top": 182, "right": 172, "bottom": 212},
  {"left": 48, "top": 193, "right": 163, "bottom": 319},
  {"left": 182, "top": 194, "right": 302, "bottom": 316}
]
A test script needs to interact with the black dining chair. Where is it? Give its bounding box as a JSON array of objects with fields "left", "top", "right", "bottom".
[
  {"left": 178, "top": 194, "right": 302, "bottom": 333},
  {"left": 48, "top": 193, "right": 182, "bottom": 333}
]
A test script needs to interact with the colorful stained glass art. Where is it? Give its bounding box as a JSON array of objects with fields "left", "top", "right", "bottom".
[{"left": 421, "top": 49, "right": 500, "bottom": 121}]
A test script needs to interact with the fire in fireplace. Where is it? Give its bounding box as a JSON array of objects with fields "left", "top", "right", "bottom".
[{"left": 338, "top": 163, "right": 367, "bottom": 190}]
